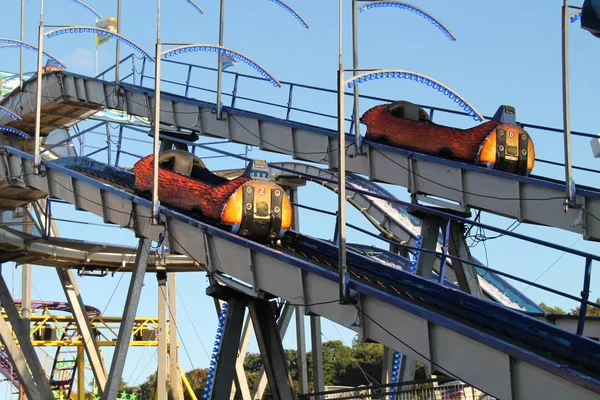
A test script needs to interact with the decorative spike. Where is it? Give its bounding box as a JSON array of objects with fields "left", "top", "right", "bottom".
[
  {"left": 358, "top": 1, "right": 456, "bottom": 41},
  {"left": 266, "top": 0, "right": 310, "bottom": 29}
]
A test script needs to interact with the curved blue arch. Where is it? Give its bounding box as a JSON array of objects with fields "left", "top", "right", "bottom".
[
  {"left": 185, "top": 0, "right": 204, "bottom": 15},
  {"left": 45, "top": 27, "right": 154, "bottom": 62},
  {"left": 0, "top": 38, "right": 67, "bottom": 69},
  {"left": 358, "top": 1, "right": 456, "bottom": 41},
  {"left": 265, "top": 0, "right": 309, "bottom": 29},
  {"left": 0, "top": 126, "right": 29, "bottom": 139},
  {"left": 347, "top": 69, "right": 483, "bottom": 121},
  {"left": 65, "top": 0, "right": 102, "bottom": 19},
  {"left": 0, "top": 106, "right": 21, "bottom": 121},
  {"left": 163, "top": 44, "right": 281, "bottom": 87}
]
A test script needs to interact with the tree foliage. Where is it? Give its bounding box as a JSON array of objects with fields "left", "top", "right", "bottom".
[
  {"left": 127, "top": 338, "right": 383, "bottom": 398},
  {"left": 570, "top": 297, "right": 600, "bottom": 317},
  {"left": 539, "top": 299, "right": 600, "bottom": 317}
]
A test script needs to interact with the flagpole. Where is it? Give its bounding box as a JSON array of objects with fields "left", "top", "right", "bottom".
[
  {"left": 95, "top": 18, "right": 99, "bottom": 76},
  {"left": 20, "top": 0, "right": 25, "bottom": 89},
  {"left": 115, "top": 0, "right": 121, "bottom": 85},
  {"left": 216, "top": 0, "right": 225, "bottom": 119}
]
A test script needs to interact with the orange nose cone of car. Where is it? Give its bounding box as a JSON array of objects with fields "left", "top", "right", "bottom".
[
  {"left": 221, "top": 180, "right": 293, "bottom": 240},
  {"left": 478, "top": 124, "right": 535, "bottom": 174}
]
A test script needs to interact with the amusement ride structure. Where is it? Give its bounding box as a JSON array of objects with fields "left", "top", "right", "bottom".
[{"left": 0, "top": 0, "right": 599, "bottom": 399}]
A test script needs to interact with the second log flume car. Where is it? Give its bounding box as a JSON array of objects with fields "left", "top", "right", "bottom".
[{"left": 361, "top": 101, "right": 535, "bottom": 175}]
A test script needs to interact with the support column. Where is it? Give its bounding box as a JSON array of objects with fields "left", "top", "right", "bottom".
[
  {"left": 398, "top": 210, "right": 441, "bottom": 385},
  {"left": 448, "top": 221, "right": 483, "bottom": 298},
  {"left": 248, "top": 299, "right": 296, "bottom": 400},
  {"left": 157, "top": 271, "right": 168, "bottom": 400},
  {"left": 230, "top": 313, "right": 252, "bottom": 400},
  {"left": 310, "top": 315, "right": 324, "bottom": 399},
  {"left": 168, "top": 273, "right": 183, "bottom": 400},
  {"left": 0, "top": 269, "right": 54, "bottom": 399},
  {"left": 103, "top": 238, "right": 151, "bottom": 400},
  {"left": 252, "top": 302, "right": 294, "bottom": 400},
  {"left": 77, "top": 346, "right": 85, "bottom": 400},
  {"left": 411, "top": 212, "right": 442, "bottom": 279},
  {"left": 295, "top": 306, "right": 308, "bottom": 395},
  {"left": 0, "top": 313, "right": 41, "bottom": 400},
  {"left": 34, "top": 198, "right": 108, "bottom": 392},
  {"left": 381, "top": 347, "right": 394, "bottom": 387},
  {"left": 21, "top": 208, "right": 32, "bottom": 335},
  {"left": 206, "top": 285, "right": 247, "bottom": 400},
  {"left": 56, "top": 269, "right": 107, "bottom": 391}
]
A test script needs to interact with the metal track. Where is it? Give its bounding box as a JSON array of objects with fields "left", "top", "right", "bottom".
[
  {"left": 1, "top": 147, "right": 599, "bottom": 399},
  {"left": 1, "top": 71, "right": 598, "bottom": 241}
]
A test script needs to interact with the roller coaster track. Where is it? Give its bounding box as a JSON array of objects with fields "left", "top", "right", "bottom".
[
  {"left": 1, "top": 71, "right": 598, "bottom": 241},
  {"left": 0, "top": 147, "right": 599, "bottom": 399},
  {"left": 267, "top": 161, "right": 545, "bottom": 315}
]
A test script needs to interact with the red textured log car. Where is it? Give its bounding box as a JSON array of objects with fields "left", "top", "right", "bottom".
[
  {"left": 134, "top": 150, "right": 293, "bottom": 242},
  {"left": 361, "top": 101, "right": 535, "bottom": 175}
]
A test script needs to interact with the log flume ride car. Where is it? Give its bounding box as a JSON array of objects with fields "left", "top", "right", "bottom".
[
  {"left": 361, "top": 101, "right": 535, "bottom": 175},
  {"left": 134, "top": 150, "right": 293, "bottom": 242}
]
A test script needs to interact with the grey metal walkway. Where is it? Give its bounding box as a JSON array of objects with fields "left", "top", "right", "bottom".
[
  {"left": 1, "top": 71, "right": 599, "bottom": 242},
  {"left": 1, "top": 147, "right": 599, "bottom": 400}
]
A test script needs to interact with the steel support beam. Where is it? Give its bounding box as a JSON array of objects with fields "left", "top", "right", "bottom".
[
  {"left": 252, "top": 301, "right": 294, "bottom": 400},
  {"left": 168, "top": 273, "right": 183, "bottom": 400},
  {"left": 295, "top": 305, "right": 308, "bottom": 394},
  {"left": 448, "top": 221, "right": 484, "bottom": 298},
  {"left": 412, "top": 212, "right": 442, "bottom": 279},
  {"left": 102, "top": 238, "right": 151, "bottom": 400},
  {"left": 157, "top": 271, "right": 168, "bottom": 400},
  {"left": 34, "top": 198, "right": 109, "bottom": 392},
  {"left": 21, "top": 208, "right": 32, "bottom": 335},
  {"left": 0, "top": 270, "right": 54, "bottom": 399},
  {"left": 77, "top": 346, "right": 85, "bottom": 400},
  {"left": 381, "top": 347, "right": 394, "bottom": 387},
  {"left": 207, "top": 286, "right": 247, "bottom": 400},
  {"left": 310, "top": 315, "right": 324, "bottom": 399},
  {"left": 0, "top": 313, "right": 41, "bottom": 400},
  {"left": 230, "top": 312, "right": 252, "bottom": 400},
  {"left": 56, "top": 269, "right": 108, "bottom": 391},
  {"left": 248, "top": 299, "right": 297, "bottom": 400}
]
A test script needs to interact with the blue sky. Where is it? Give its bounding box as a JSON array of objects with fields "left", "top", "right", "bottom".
[{"left": 1, "top": 0, "right": 599, "bottom": 395}]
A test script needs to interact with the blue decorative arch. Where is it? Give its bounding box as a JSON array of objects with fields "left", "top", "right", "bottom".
[
  {"left": 185, "top": 0, "right": 204, "bottom": 15},
  {"left": 265, "top": 0, "right": 309, "bottom": 29},
  {"left": 0, "top": 38, "right": 67, "bottom": 69},
  {"left": 163, "top": 44, "right": 281, "bottom": 87},
  {"left": 45, "top": 27, "right": 154, "bottom": 62},
  {"left": 65, "top": 0, "right": 102, "bottom": 19},
  {"left": 0, "top": 125, "right": 29, "bottom": 139},
  {"left": 347, "top": 69, "right": 483, "bottom": 121},
  {"left": 0, "top": 106, "right": 21, "bottom": 121},
  {"left": 358, "top": 1, "right": 456, "bottom": 41},
  {"left": 570, "top": 10, "right": 582, "bottom": 23}
]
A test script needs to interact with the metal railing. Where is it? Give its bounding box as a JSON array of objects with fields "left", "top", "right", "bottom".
[
  {"left": 89, "top": 53, "right": 600, "bottom": 185},
  {"left": 298, "top": 379, "right": 494, "bottom": 400}
]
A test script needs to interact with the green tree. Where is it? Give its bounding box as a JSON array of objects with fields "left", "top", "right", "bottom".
[
  {"left": 570, "top": 298, "right": 600, "bottom": 316},
  {"left": 539, "top": 302, "right": 567, "bottom": 315}
]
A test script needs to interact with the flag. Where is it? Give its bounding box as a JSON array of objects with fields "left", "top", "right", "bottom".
[
  {"left": 221, "top": 54, "right": 238, "bottom": 70},
  {"left": 95, "top": 17, "right": 118, "bottom": 48}
]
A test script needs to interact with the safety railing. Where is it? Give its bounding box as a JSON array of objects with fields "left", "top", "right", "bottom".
[
  {"left": 297, "top": 378, "right": 493, "bottom": 400},
  {"left": 91, "top": 54, "right": 600, "bottom": 187}
]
